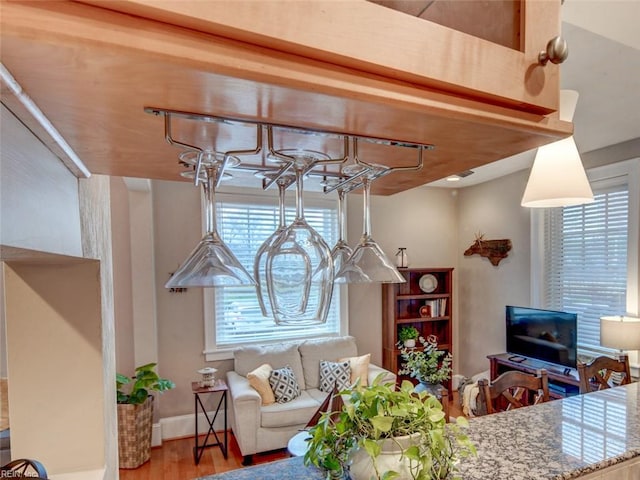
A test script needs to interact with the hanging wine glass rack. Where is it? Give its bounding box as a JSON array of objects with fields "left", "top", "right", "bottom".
[{"left": 144, "top": 106, "right": 433, "bottom": 192}]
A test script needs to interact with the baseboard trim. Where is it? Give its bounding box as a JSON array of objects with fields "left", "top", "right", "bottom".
[
  {"left": 152, "top": 423, "right": 162, "bottom": 447},
  {"left": 159, "top": 409, "right": 228, "bottom": 442},
  {"left": 49, "top": 468, "right": 105, "bottom": 480}
]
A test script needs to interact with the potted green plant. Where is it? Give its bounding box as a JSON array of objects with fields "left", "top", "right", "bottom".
[
  {"left": 116, "top": 363, "right": 175, "bottom": 469},
  {"left": 398, "top": 335, "right": 452, "bottom": 394},
  {"left": 304, "top": 375, "right": 475, "bottom": 480},
  {"left": 398, "top": 326, "right": 420, "bottom": 348}
]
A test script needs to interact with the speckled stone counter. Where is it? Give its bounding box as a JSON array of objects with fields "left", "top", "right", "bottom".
[
  {"left": 457, "top": 382, "right": 640, "bottom": 479},
  {"left": 196, "top": 383, "right": 640, "bottom": 480}
]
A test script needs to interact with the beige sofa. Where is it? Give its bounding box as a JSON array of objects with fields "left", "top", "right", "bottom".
[{"left": 226, "top": 336, "right": 395, "bottom": 464}]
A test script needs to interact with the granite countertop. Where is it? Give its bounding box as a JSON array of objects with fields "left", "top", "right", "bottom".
[
  {"left": 457, "top": 382, "right": 640, "bottom": 480},
  {"left": 197, "top": 383, "right": 640, "bottom": 480}
]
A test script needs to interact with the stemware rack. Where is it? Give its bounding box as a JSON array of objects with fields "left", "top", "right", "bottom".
[
  {"left": 149, "top": 106, "right": 436, "bottom": 322},
  {"left": 144, "top": 106, "right": 434, "bottom": 192}
]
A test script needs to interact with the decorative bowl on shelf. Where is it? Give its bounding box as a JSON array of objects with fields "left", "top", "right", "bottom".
[
  {"left": 419, "top": 305, "right": 431, "bottom": 318},
  {"left": 418, "top": 274, "right": 438, "bottom": 293}
]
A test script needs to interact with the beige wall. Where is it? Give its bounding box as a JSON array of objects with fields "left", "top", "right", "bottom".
[
  {"left": 111, "top": 177, "right": 135, "bottom": 375},
  {"left": 1, "top": 103, "right": 117, "bottom": 478},
  {"left": 4, "top": 260, "right": 105, "bottom": 473},
  {"left": 347, "top": 185, "right": 459, "bottom": 366},
  {"left": 151, "top": 180, "right": 213, "bottom": 419},
  {"left": 456, "top": 170, "right": 532, "bottom": 377},
  {"left": 143, "top": 179, "right": 459, "bottom": 419}
]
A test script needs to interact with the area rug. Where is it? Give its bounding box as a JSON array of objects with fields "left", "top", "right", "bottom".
[{"left": 194, "top": 456, "right": 326, "bottom": 480}]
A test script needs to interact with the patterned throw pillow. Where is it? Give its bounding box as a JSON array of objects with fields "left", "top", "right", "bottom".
[
  {"left": 319, "top": 360, "right": 352, "bottom": 393},
  {"left": 269, "top": 365, "right": 301, "bottom": 403}
]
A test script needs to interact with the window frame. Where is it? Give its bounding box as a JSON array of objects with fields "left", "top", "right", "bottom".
[
  {"left": 202, "top": 187, "right": 348, "bottom": 361},
  {"left": 531, "top": 158, "right": 640, "bottom": 366}
]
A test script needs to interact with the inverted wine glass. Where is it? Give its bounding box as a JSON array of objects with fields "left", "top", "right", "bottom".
[
  {"left": 165, "top": 152, "right": 255, "bottom": 288},
  {"left": 336, "top": 164, "right": 405, "bottom": 284},
  {"left": 253, "top": 171, "right": 296, "bottom": 316},
  {"left": 266, "top": 150, "right": 334, "bottom": 325},
  {"left": 322, "top": 178, "right": 353, "bottom": 284}
]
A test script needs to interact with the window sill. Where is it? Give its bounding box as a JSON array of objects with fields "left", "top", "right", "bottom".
[{"left": 204, "top": 348, "right": 235, "bottom": 362}]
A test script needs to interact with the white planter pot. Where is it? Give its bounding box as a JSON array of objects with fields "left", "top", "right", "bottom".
[
  {"left": 349, "top": 433, "right": 421, "bottom": 480},
  {"left": 403, "top": 339, "right": 416, "bottom": 348}
]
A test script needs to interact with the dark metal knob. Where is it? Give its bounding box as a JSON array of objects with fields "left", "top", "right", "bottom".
[{"left": 538, "top": 36, "right": 569, "bottom": 65}]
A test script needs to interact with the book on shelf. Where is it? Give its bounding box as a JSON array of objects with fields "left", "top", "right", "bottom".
[{"left": 423, "top": 298, "right": 447, "bottom": 317}]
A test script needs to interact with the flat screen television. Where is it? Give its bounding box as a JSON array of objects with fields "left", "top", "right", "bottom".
[{"left": 506, "top": 305, "right": 578, "bottom": 368}]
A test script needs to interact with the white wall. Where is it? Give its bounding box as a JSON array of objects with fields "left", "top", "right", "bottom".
[
  {"left": 0, "top": 105, "right": 82, "bottom": 257},
  {"left": 456, "top": 170, "right": 532, "bottom": 377}
]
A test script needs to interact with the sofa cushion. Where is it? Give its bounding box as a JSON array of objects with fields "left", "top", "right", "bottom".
[
  {"left": 269, "top": 365, "right": 301, "bottom": 403},
  {"left": 234, "top": 341, "right": 306, "bottom": 390},
  {"left": 339, "top": 353, "right": 371, "bottom": 387},
  {"left": 299, "top": 336, "right": 358, "bottom": 389},
  {"left": 319, "top": 360, "right": 351, "bottom": 392},
  {"left": 247, "top": 363, "right": 276, "bottom": 405},
  {"left": 260, "top": 390, "right": 323, "bottom": 428}
]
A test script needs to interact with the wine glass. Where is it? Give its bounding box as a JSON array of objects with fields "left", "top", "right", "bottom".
[
  {"left": 165, "top": 152, "right": 255, "bottom": 288},
  {"left": 336, "top": 164, "right": 405, "bottom": 284},
  {"left": 266, "top": 150, "right": 334, "bottom": 325},
  {"left": 253, "top": 171, "right": 296, "bottom": 316},
  {"left": 321, "top": 178, "right": 353, "bottom": 284}
]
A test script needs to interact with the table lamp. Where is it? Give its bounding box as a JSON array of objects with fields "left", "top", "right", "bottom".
[{"left": 600, "top": 315, "right": 640, "bottom": 353}]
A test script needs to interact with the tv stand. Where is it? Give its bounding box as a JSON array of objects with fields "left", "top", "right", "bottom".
[{"left": 488, "top": 353, "right": 580, "bottom": 399}]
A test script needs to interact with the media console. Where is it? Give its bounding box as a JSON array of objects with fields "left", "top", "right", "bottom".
[{"left": 488, "top": 353, "right": 580, "bottom": 399}]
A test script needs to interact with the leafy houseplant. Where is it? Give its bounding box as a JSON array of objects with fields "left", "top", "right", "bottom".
[
  {"left": 398, "top": 335, "right": 452, "bottom": 386},
  {"left": 117, "top": 362, "right": 175, "bottom": 404},
  {"left": 117, "top": 363, "right": 175, "bottom": 468},
  {"left": 304, "top": 375, "right": 476, "bottom": 480},
  {"left": 398, "top": 326, "right": 420, "bottom": 348}
]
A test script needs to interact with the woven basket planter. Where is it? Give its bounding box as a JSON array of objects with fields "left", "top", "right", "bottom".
[{"left": 117, "top": 396, "right": 153, "bottom": 469}]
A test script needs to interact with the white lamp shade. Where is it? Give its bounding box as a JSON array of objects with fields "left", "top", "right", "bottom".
[
  {"left": 521, "top": 136, "right": 594, "bottom": 208},
  {"left": 521, "top": 89, "right": 594, "bottom": 208},
  {"left": 600, "top": 316, "right": 640, "bottom": 351},
  {"left": 558, "top": 90, "right": 579, "bottom": 122}
]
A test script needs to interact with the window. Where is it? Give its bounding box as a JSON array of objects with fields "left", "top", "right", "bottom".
[
  {"left": 203, "top": 190, "right": 346, "bottom": 360},
  {"left": 534, "top": 159, "right": 640, "bottom": 358}
]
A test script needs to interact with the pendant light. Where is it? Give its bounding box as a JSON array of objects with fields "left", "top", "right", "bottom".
[{"left": 521, "top": 90, "right": 594, "bottom": 208}]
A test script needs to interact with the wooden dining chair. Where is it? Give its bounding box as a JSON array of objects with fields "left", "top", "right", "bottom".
[
  {"left": 577, "top": 355, "right": 631, "bottom": 394},
  {"left": 477, "top": 369, "right": 549, "bottom": 415}
]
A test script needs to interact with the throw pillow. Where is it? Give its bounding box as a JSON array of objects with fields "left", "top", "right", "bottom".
[
  {"left": 319, "top": 360, "right": 352, "bottom": 393},
  {"left": 269, "top": 365, "right": 301, "bottom": 403},
  {"left": 247, "top": 363, "right": 276, "bottom": 405},
  {"left": 339, "top": 353, "right": 371, "bottom": 387}
]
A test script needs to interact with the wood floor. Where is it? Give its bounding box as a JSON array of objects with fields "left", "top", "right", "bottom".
[
  {"left": 119, "top": 397, "right": 464, "bottom": 480},
  {"left": 118, "top": 432, "right": 288, "bottom": 480}
]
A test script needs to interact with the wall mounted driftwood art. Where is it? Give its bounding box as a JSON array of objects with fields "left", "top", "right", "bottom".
[{"left": 464, "top": 233, "right": 512, "bottom": 266}]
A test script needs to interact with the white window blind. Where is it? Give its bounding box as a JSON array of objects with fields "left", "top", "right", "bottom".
[
  {"left": 211, "top": 195, "right": 341, "bottom": 347},
  {"left": 543, "top": 182, "right": 629, "bottom": 353}
]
